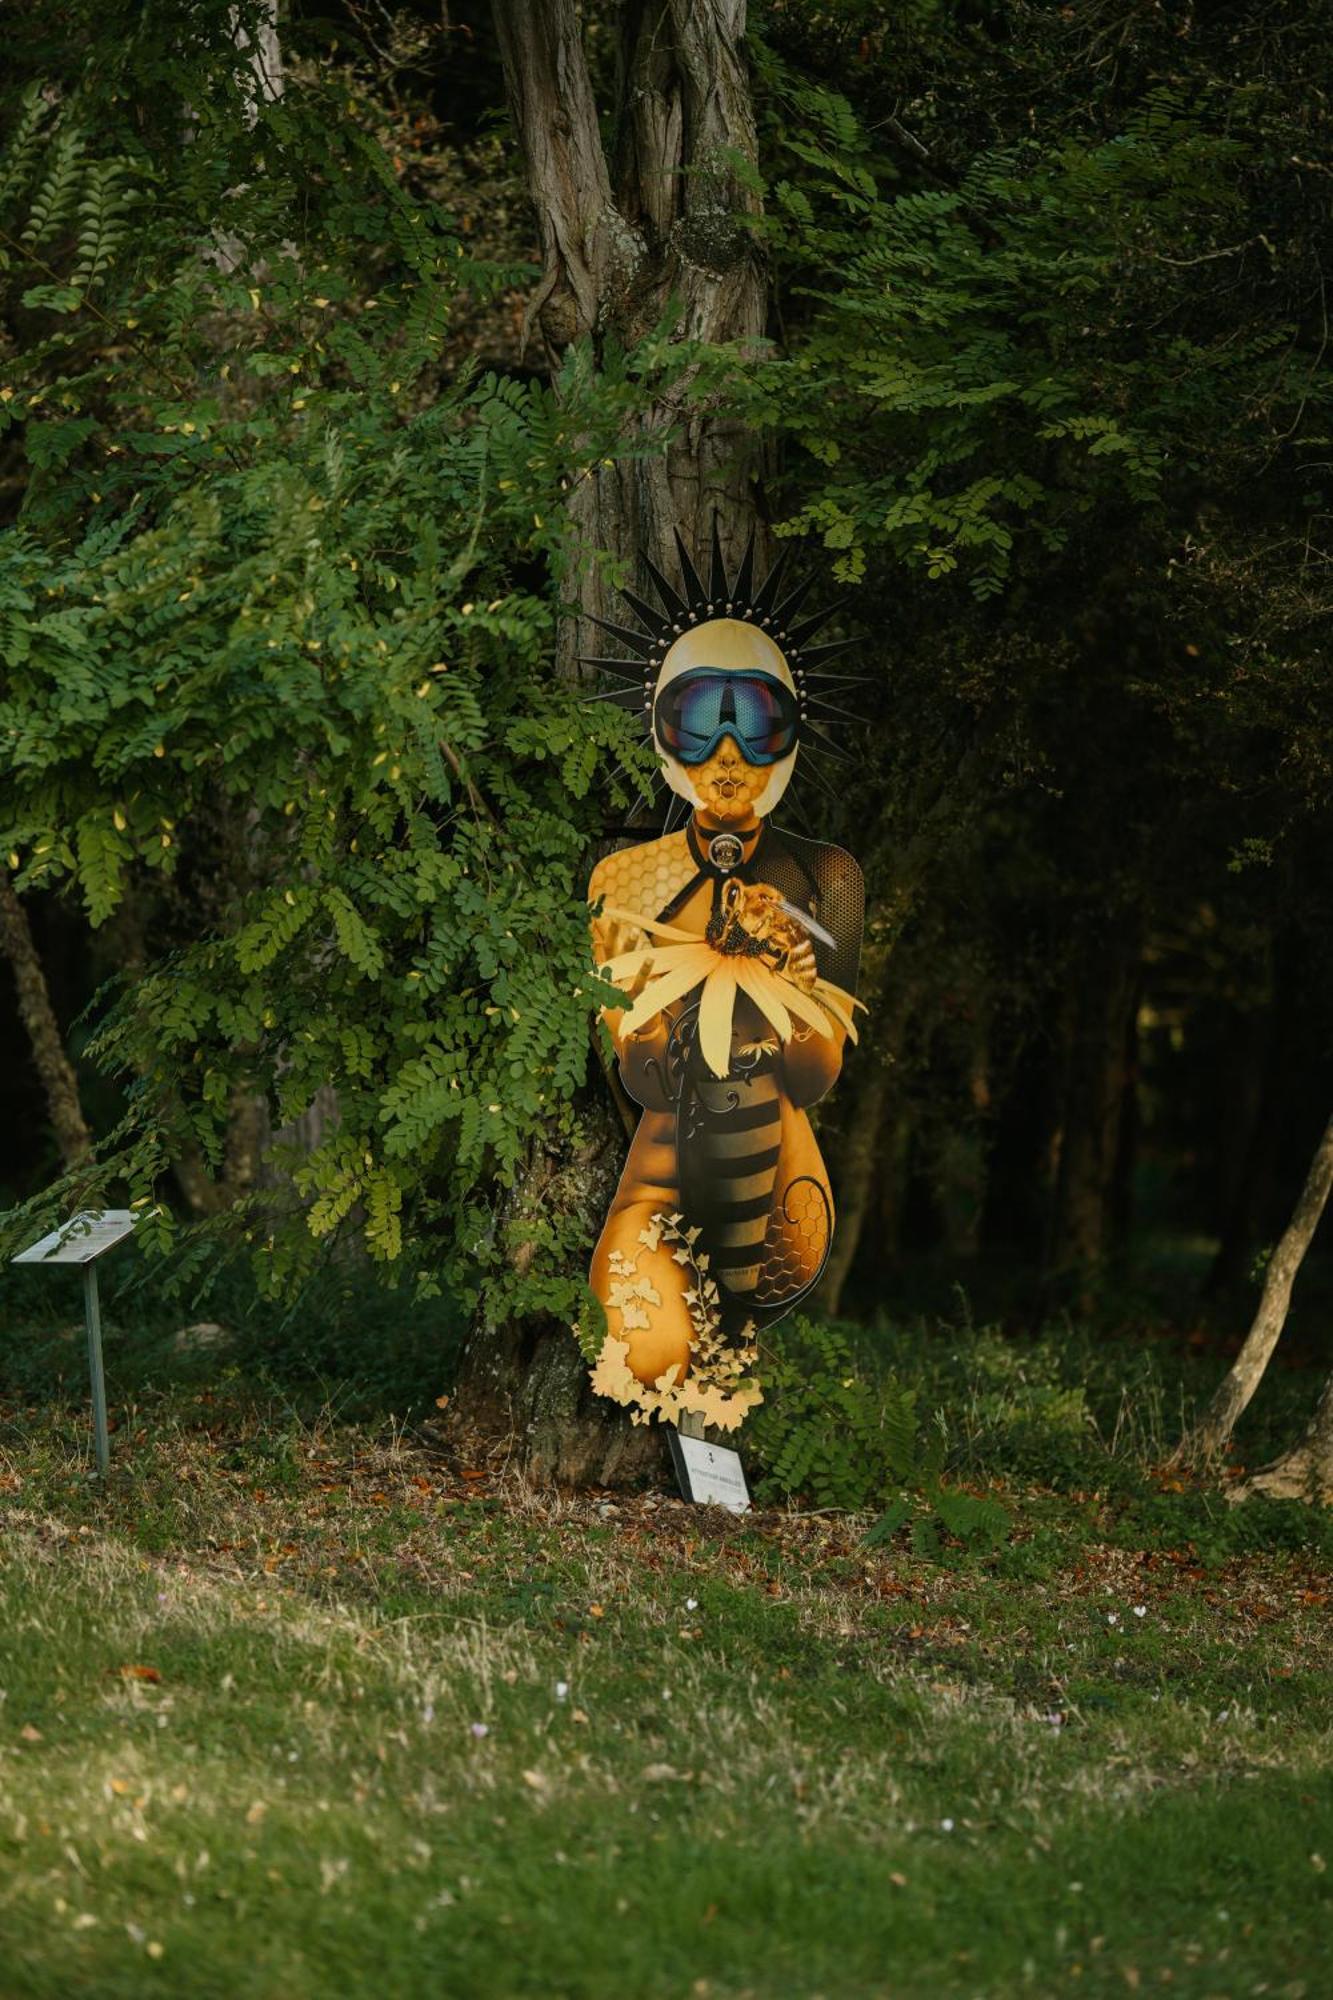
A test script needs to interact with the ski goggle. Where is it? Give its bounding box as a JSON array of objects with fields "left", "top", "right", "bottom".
[{"left": 653, "top": 668, "right": 800, "bottom": 767}]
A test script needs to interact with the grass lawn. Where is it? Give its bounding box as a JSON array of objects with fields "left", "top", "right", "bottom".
[{"left": 1, "top": 1351, "right": 1331, "bottom": 2000}]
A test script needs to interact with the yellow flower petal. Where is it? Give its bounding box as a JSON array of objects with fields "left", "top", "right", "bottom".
[
  {"left": 618, "top": 952, "right": 714, "bottom": 1037},
  {"left": 769, "top": 976, "right": 834, "bottom": 1040},
  {"left": 812, "top": 978, "right": 864, "bottom": 1040},
  {"left": 697, "top": 964, "right": 738, "bottom": 1077},
  {"left": 733, "top": 960, "right": 794, "bottom": 1043},
  {"left": 600, "top": 905, "right": 699, "bottom": 944}
]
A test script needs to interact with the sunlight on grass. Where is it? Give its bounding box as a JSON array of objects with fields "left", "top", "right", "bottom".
[{"left": 1, "top": 1381, "right": 1330, "bottom": 1999}]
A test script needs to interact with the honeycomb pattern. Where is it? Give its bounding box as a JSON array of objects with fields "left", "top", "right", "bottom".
[
  {"left": 755, "top": 1173, "right": 832, "bottom": 1305},
  {"left": 588, "top": 830, "right": 697, "bottom": 971}
]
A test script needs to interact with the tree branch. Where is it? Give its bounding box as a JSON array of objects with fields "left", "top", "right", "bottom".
[
  {"left": 491, "top": 0, "right": 635, "bottom": 347},
  {"left": 0, "top": 875, "right": 93, "bottom": 1171},
  {"left": 1176, "top": 1108, "right": 1333, "bottom": 1463}
]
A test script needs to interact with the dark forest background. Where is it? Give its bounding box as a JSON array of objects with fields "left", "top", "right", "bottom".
[{"left": 1, "top": 0, "right": 1331, "bottom": 1448}]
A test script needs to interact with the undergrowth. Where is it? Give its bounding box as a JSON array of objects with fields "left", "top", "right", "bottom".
[{"left": 4, "top": 1239, "right": 1332, "bottom": 1576}]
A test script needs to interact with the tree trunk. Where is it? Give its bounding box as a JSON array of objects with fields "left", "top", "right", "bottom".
[
  {"left": 0, "top": 875, "right": 93, "bottom": 1172},
  {"left": 1107, "top": 967, "right": 1142, "bottom": 1253},
  {"left": 1231, "top": 1367, "right": 1333, "bottom": 1505},
  {"left": 934, "top": 1010, "right": 992, "bottom": 1259},
  {"left": 451, "top": 0, "right": 768, "bottom": 1484},
  {"left": 1043, "top": 916, "right": 1141, "bottom": 1313},
  {"left": 1177, "top": 1109, "right": 1333, "bottom": 1464},
  {"left": 811, "top": 738, "right": 999, "bottom": 1318},
  {"left": 814, "top": 963, "right": 909, "bottom": 1318},
  {"left": 814, "top": 1064, "right": 889, "bottom": 1320},
  {"left": 1204, "top": 967, "right": 1286, "bottom": 1299}
]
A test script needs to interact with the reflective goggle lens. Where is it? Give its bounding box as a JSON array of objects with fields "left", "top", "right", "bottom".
[{"left": 654, "top": 670, "right": 799, "bottom": 766}]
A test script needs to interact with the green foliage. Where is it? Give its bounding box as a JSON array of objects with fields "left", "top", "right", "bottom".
[
  {"left": 748, "top": 42, "right": 1329, "bottom": 611},
  {"left": 751, "top": 1317, "right": 936, "bottom": 1505},
  {"left": 0, "top": 11, "right": 667, "bottom": 1312},
  {"left": 2, "top": 0, "right": 1331, "bottom": 1408},
  {"left": 749, "top": 1317, "right": 1010, "bottom": 1555}
]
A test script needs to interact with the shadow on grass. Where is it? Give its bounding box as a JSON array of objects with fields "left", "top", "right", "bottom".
[{"left": 0, "top": 1242, "right": 464, "bottom": 1428}]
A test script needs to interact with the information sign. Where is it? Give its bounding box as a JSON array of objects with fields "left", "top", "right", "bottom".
[
  {"left": 668, "top": 1430, "right": 751, "bottom": 1514},
  {"left": 13, "top": 1210, "right": 138, "bottom": 1266},
  {"left": 11, "top": 1209, "right": 140, "bottom": 1473}
]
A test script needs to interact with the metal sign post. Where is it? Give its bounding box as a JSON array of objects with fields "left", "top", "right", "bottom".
[
  {"left": 12, "top": 1210, "right": 139, "bottom": 1475},
  {"left": 82, "top": 1261, "right": 111, "bottom": 1474}
]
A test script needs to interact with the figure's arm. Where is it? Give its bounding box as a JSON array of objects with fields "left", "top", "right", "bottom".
[
  {"left": 771, "top": 849, "right": 865, "bottom": 1106},
  {"left": 588, "top": 858, "right": 674, "bottom": 1110},
  {"left": 781, "top": 1017, "right": 847, "bottom": 1107}
]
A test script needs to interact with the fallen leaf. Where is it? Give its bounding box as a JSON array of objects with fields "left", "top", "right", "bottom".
[
  {"left": 434, "top": 1394, "right": 450, "bottom": 1410},
  {"left": 18, "top": 1724, "right": 42, "bottom": 1743},
  {"left": 245, "top": 1801, "right": 267, "bottom": 1825},
  {"left": 588, "top": 1603, "right": 605, "bottom": 1619},
  {"left": 116, "top": 1665, "right": 162, "bottom": 1684}
]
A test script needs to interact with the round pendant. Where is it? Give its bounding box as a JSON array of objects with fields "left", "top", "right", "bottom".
[{"left": 707, "top": 833, "right": 744, "bottom": 872}]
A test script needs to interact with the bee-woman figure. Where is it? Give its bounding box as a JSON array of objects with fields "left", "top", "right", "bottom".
[{"left": 584, "top": 527, "right": 866, "bottom": 1430}]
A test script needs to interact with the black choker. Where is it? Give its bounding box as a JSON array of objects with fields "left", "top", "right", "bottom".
[{"left": 687, "top": 819, "right": 762, "bottom": 878}]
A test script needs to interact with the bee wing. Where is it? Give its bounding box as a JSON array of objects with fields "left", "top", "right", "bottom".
[{"left": 774, "top": 898, "right": 836, "bottom": 950}]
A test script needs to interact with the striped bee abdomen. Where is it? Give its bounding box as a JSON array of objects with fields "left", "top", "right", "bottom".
[{"left": 678, "top": 1063, "right": 783, "bottom": 1298}]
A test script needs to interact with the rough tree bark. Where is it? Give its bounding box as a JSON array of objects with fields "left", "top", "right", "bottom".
[
  {"left": 0, "top": 874, "right": 93, "bottom": 1172},
  {"left": 1177, "top": 1109, "right": 1333, "bottom": 1466},
  {"left": 451, "top": 0, "right": 769, "bottom": 1485}
]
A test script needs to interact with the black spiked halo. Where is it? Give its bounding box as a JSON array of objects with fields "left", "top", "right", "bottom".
[{"left": 578, "top": 519, "right": 867, "bottom": 799}]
